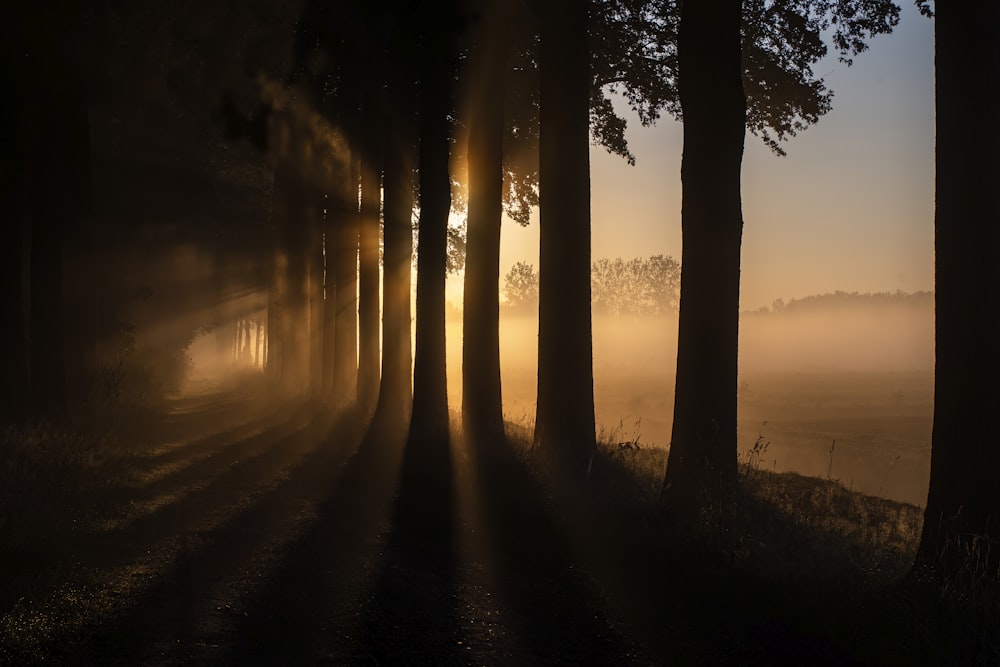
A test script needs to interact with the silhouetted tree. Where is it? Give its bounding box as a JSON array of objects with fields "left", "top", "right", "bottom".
[
  {"left": 661, "top": 0, "right": 745, "bottom": 508},
  {"left": 409, "top": 0, "right": 462, "bottom": 448},
  {"left": 662, "top": 0, "right": 902, "bottom": 510},
  {"left": 917, "top": 1, "right": 1000, "bottom": 574},
  {"left": 357, "top": 98, "right": 383, "bottom": 412},
  {"left": 372, "top": 13, "right": 419, "bottom": 430},
  {"left": 461, "top": 0, "right": 518, "bottom": 444},
  {"left": 331, "top": 153, "right": 360, "bottom": 405},
  {"left": 534, "top": 0, "right": 597, "bottom": 469},
  {"left": 4, "top": 0, "right": 93, "bottom": 418},
  {"left": 502, "top": 261, "right": 539, "bottom": 314},
  {"left": 591, "top": 254, "right": 680, "bottom": 316}
]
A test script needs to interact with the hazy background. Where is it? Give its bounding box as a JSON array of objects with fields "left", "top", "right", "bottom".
[
  {"left": 166, "top": 3, "right": 934, "bottom": 506},
  {"left": 442, "top": 292, "right": 933, "bottom": 507}
]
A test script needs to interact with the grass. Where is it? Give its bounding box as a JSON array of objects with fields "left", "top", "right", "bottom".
[
  {"left": 3, "top": 396, "right": 997, "bottom": 665},
  {"left": 0, "top": 420, "right": 119, "bottom": 608},
  {"left": 499, "top": 418, "right": 999, "bottom": 666}
]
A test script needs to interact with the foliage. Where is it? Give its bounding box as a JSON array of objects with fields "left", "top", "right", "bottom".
[
  {"left": 592, "top": 254, "right": 680, "bottom": 316},
  {"left": 502, "top": 254, "right": 680, "bottom": 316},
  {"left": 502, "top": 261, "right": 540, "bottom": 314},
  {"left": 587, "top": 0, "right": 903, "bottom": 158}
]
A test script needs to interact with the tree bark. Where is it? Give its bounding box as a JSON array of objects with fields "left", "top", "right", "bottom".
[
  {"left": 409, "top": 19, "right": 455, "bottom": 449},
  {"left": 534, "top": 0, "right": 596, "bottom": 470},
  {"left": 333, "top": 155, "right": 360, "bottom": 404},
  {"left": 917, "top": 2, "right": 1000, "bottom": 573},
  {"left": 308, "top": 190, "right": 325, "bottom": 401},
  {"left": 462, "top": 0, "right": 510, "bottom": 446},
  {"left": 0, "top": 8, "right": 30, "bottom": 419},
  {"left": 274, "top": 161, "right": 311, "bottom": 396},
  {"left": 662, "top": 0, "right": 745, "bottom": 510},
  {"left": 374, "top": 112, "right": 415, "bottom": 430},
  {"left": 357, "top": 148, "right": 382, "bottom": 412}
]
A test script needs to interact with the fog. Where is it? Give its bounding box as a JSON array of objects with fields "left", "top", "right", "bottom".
[{"left": 446, "top": 298, "right": 933, "bottom": 505}]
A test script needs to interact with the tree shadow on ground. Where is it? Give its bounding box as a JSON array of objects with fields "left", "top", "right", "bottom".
[
  {"left": 5, "top": 406, "right": 361, "bottom": 664},
  {"left": 346, "top": 418, "right": 462, "bottom": 665},
  {"left": 464, "top": 433, "right": 638, "bottom": 665}
]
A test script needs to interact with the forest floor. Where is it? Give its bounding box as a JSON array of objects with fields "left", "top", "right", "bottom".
[{"left": 0, "top": 378, "right": 994, "bottom": 665}]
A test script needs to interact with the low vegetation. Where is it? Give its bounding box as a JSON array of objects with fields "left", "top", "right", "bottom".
[
  {"left": 501, "top": 419, "right": 999, "bottom": 666},
  {"left": 2, "top": 399, "right": 996, "bottom": 664}
]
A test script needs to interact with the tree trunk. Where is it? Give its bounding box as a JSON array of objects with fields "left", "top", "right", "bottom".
[
  {"left": 373, "top": 117, "right": 414, "bottom": 430},
  {"left": 13, "top": 0, "right": 93, "bottom": 418},
  {"left": 333, "top": 155, "right": 360, "bottom": 404},
  {"left": 534, "top": 0, "right": 596, "bottom": 470},
  {"left": 308, "top": 191, "right": 325, "bottom": 401},
  {"left": 322, "top": 194, "right": 339, "bottom": 401},
  {"left": 462, "top": 0, "right": 510, "bottom": 446},
  {"left": 917, "top": 2, "right": 1000, "bottom": 573},
  {"left": 255, "top": 320, "right": 264, "bottom": 369},
  {"left": 266, "top": 215, "right": 284, "bottom": 380},
  {"left": 0, "top": 11, "right": 30, "bottom": 419},
  {"left": 409, "top": 23, "right": 455, "bottom": 449},
  {"left": 357, "top": 149, "right": 382, "bottom": 412},
  {"left": 662, "top": 0, "right": 745, "bottom": 510},
  {"left": 275, "top": 162, "right": 311, "bottom": 396}
]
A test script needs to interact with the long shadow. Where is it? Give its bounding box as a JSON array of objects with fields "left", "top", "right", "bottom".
[
  {"left": 221, "top": 411, "right": 416, "bottom": 664},
  {"left": 346, "top": 420, "right": 462, "bottom": 665},
  {"left": 6, "top": 406, "right": 362, "bottom": 664},
  {"left": 466, "top": 434, "right": 636, "bottom": 665}
]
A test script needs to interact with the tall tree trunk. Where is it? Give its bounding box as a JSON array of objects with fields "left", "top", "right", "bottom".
[
  {"left": 917, "top": 2, "right": 1000, "bottom": 573},
  {"left": 14, "top": 0, "right": 93, "bottom": 418},
  {"left": 662, "top": 0, "right": 745, "bottom": 510},
  {"left": 275, "top": 162, "right": 311, "bottom": 396},
  {"left": 265, "top": 201, "right": 283, "bottom": 379},
  {"left": 409, "top": 21, "right": 455, "bottom": 449},
  {"left": 255, "top": 320, "right": 264, "bottom": 369},
  {"left": 308, "top": 191, "right": 325, "bottom": 401},
  {"left": 534, "top": 0, "right": 596, "bottom": 470},
  {"left": 322, "top": 195, "right": 339, "bottom": 401},
  {"left": 0, "top": 8, "right": 30, "bottom": 420},
  {"left": 241, "top": 319, "right": 252, "bottom": 362},
  {"left": 462, "top": 0, "right": 510, "bottom": 445},
  {"left": 333, "top": 155, "right": 360, "bottom": 404},
  {"left": 374, "top": 120, "right": 414, "bottom": 430},
  {"left": 357, "top": 149, "right": 382, "bottom": 412}
]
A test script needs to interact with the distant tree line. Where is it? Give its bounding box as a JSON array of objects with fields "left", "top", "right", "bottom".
[
  {"left": 503, "top": 254, "right": 680, "bottom": 316},
  {"left": 743, "top": 290, "right": 934, "bottom": 316}
]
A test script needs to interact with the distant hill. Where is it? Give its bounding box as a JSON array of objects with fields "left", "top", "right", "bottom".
[{"left": 744, "top": 290, "right": 933, "bottom": 316}]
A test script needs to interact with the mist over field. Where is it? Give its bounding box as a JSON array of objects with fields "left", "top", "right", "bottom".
[{"left": 446, "top": 294, "right": 934, "bottom": 505}]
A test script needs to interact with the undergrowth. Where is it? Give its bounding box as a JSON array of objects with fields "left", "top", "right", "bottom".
[
  {"left": 500, "top": 419, "right": 999, "bottom": 666},
  {"left": 0, "top": 421, "right": 118, "bottom": 608}
]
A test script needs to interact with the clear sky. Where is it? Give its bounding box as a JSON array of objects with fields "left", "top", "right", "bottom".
[{"left": 450, "top": 3, "right": 935, "bottom": 311}]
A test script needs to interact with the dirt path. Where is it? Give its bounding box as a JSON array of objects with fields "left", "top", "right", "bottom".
[{"left": 1, "top": 387, "right": 647, "bottom": 666}]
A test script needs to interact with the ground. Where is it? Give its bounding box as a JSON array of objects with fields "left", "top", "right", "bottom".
[{"left": 0, "top": 377, "right": 978, "bottom": 665}]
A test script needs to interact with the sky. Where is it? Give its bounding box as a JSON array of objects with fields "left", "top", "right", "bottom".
[{"left": 448, "top": 3, "right": 935, "bottom": 312}]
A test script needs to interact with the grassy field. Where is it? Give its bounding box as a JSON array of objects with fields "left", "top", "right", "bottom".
[{"left": 447, "top": 312, "right": 935, "bottom": 507}]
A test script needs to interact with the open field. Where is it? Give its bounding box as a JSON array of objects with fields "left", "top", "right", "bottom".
[{"left": 448, "top": 309, "right": 934, "bottom": 506}]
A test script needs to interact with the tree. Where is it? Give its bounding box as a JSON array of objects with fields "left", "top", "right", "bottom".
[
  {"left": 408, "top": 0, "right": 461, "bottom": 448},
  {"left": 534, "top": 0, "right": 597, "bottom": 469},
  {"left": 461, "top": 0, "right": 516, "bottom": 445},
  {"left": 357, "top": 130, "right": 382, "bottom": 412},
  {"left": 502, "top": 261, "right": 540, "bottom": 314},
  {"left": 661, "top": 0, "right": 902, "bottom": 510},
  {"left": 661, "top": 0, "right": 746, "bottom": 509},
  {"left": 916, "top": 0, "right": 1000, "bottom": 574},
  {"left": 4, "top": 0, "right": 94, "bottom": 419},
  {"left": 591, "top": 254, "right": 680, "bottom": 317},
  {"left": 372, "top": 7, "right": 420, "bottom": 431}
]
